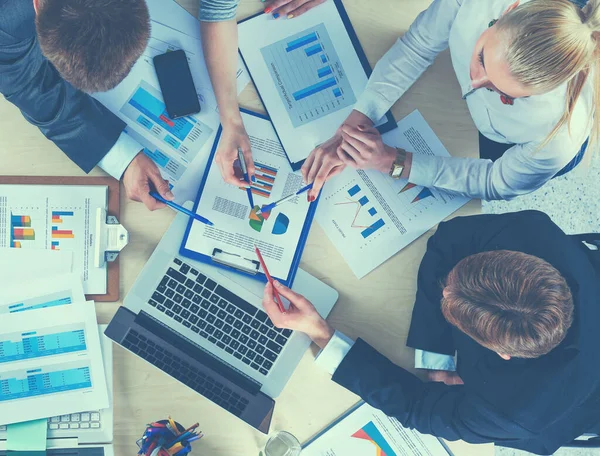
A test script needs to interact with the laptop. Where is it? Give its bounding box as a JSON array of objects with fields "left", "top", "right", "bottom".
[
  {"left": 0, "top": 326, "right": 113, "bottom": 454},
  {"left": 106, "top": 209, "right": 339, "bottom": 433}
]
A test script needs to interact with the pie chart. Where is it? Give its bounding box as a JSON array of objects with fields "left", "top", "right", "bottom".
[{"left": 272, "top": 213, "right": 289, "bottom": 235}]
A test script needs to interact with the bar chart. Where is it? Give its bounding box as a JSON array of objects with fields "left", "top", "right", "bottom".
[
  {"left": 335, "top": 184, "right": 386, "bottom": 239},
  {"left": 120, "top": 81, "right": 213, "bottom": 164},
  {"left": 261, "top": 24, "right": 356, "bottom": 127},
  {"left": 10, "top": 213, "right": 35, "bottom": 248},
  {"left": 251, "top": 162, "right": 278, "bottom": 198},
  {"left": 0, "top": 327, "right": 87, "bottom": 364}
]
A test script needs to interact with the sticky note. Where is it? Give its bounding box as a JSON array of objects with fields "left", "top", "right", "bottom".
[{"left": 6, "top": 419, "right": 47, "bottom": 451}]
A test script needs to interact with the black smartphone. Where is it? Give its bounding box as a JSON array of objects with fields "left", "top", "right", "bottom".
[{"left": 153, "top": 49, "right": 201, "bottom": 119}]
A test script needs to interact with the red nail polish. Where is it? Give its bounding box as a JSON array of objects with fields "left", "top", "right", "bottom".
[
  {"left": 264, "top": 7, "right": 272, "bottom": 13},
  {"left": 309, "top": 196, "right": 315, "bottom": 202}
]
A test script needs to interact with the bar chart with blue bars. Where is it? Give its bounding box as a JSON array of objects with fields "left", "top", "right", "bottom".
[
  {"left": 0, "top": 363, "right": 92, "bottom": 402},
  {"left": 120, "top": 81, "right": 213, "bottom": 164},
  {"left": 261, "top": 24, "right": 356, "bottom": 127},
  {"left": 346, "top": 184, "right": 386, "bottom": 239}
]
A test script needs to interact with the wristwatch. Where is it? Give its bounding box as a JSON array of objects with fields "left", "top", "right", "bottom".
[{"left": 389, "top": 148, "right": 407, "bottom": 179}]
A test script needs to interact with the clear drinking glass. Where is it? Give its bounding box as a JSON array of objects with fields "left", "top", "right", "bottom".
[{"left": 263, "top": 431, "right": 302, "bottom": 456}]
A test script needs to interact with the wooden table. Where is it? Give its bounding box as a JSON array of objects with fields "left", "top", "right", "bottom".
[{"left": 0, "top": 0, "right": 490, "bottom": 454}]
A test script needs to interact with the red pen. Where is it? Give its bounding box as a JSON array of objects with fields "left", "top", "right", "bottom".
[{"left": 254, "top": 246, "right": 286, "bottom": 313}]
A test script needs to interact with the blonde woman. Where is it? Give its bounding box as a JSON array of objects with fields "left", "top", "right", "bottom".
[{"left": 302, "top": 0, "right": 597, "bottom": 202}]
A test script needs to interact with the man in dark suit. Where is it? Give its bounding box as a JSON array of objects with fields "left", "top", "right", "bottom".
[
  {"left": 0, "top": 0, "right": 173, "bottom": 210},
  {"left": 263, "top": 211, "right": 600, "bottom": 455}
]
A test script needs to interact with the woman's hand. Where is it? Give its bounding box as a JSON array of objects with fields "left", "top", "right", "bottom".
[
  {"left": 301, "top": 130, "right": 346, "bottom": 201},
  {"left": 264, "top": 0, "right": 326, "bottom": 19},
  {"left": 215, "top": 120, "right": 255, "bottom": 187},
  {"left": 262, "top": 281, "right": 334, "bottom": 349},
  {"left": 337, "top": 125, "right": 398, "bottom": 173}
]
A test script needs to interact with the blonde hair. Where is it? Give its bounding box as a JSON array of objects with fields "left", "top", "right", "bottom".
[{"left": 495, "top": 0, "right": 600, "bottom": 152}]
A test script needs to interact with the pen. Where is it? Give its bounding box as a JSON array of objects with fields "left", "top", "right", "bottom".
[
  {"left": 257, "top": 183, "right": 313, "bottom": 215},
  {"left": 238, "top": 148, "right": 255, "bottom": 209},
  {"left": 254, "top": 246, "right": 286, "bottom": 313},
  {"left": 149, "top": 191, "right": 214, "bottom": 226},
  {"left": 167, "top": 416, "right": 179, "bottom": 436}
]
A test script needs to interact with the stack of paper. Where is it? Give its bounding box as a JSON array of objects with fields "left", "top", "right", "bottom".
[{"left": 0, "top": 272, "right": 109, "bottom": 425}]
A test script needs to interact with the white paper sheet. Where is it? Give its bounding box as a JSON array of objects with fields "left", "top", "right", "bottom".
[
  {"left": 238, "top": 0, "right": 376, "bottom": 165},
  {"left": 316, "top": 111, "right": 471, "bottom": 278},
  {"left": 0, "top": 186, "right": 108, "bottom": 293},
  {"left": 145, "top": 0, "right": 251, "bottom": 93},
  {"left": 95, "top": 1, "right": 251, "bottom": 203},
  {"left": 183, "top": 112, "right": 313, "bottom": 281},
  {"left": 0, "top": 273, "right": 86, "bottom": 314},
  {"left": 0, "top": 249, "right": 73, "bottom": 282},
  {"left": 0, "top": 300, "right": 109, "bottom": 425},
  {"left": 303, "top": 403, "right": 450, "bottom": 456}
]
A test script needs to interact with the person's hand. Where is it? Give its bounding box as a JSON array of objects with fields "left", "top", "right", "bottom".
[
  {"left": 426, "top": 370, "right": 464, "bottom": 385},
  {"left": 215, "top": 121, "right": 255, "bottom": 187},
  {"left": 337, "top": 125, "right": 398, "bottom": 173},
  {"left": 122, "top": 152, "right": 174, "bottom": 211},
  {"left": 264, "top": 0, "right": 326, "bottom": 19},
  {"left": 262, "top": 281, "right": 334, "bottom": 349},
  {"left": 301, "top": 131, "right": 346, "bottom": 201}
]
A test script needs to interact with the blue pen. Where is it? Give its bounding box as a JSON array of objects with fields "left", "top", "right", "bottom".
[
  {"left": 257, "top": 183, "right": 314, "bottom": 215},
  {"left": 149, "top": 191, "right": 214, "bottom": 226},
  {"left": 238, "top": 148, "right": 255, "bottom": 209}
]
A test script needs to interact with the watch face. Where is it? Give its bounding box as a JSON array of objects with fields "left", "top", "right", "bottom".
[{"left": 391, "top": 165, "right": 404, "bottom": 178}]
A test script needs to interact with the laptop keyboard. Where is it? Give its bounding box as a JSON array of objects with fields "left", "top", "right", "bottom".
[
  {"left": 0, "top": 412, "right": 101, "bottom": 431},
  {"left": 123, "top": 329, "right": 249, "bottom": 416},
  {"left": 149, "top": 258, "right": 292, "bottom": 376}
]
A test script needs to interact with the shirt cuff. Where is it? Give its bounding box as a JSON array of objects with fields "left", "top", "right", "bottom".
[
  {"left": 408, "top": 153, "right": 445, "bottom": 187},
  {"left": 353, "top": 89, "right": 394, "bottom": 125},
  {"left": 97, "top": 131, "right": 143, "bottom": 180},
  {"left": 314, "top": 331, "right": 355, "bottom": 376},
  {"left": 414, "top": 349, "right": 456, "bottom": 371}
]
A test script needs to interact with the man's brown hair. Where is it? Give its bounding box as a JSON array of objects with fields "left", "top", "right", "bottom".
[
  {"left": 36, "top": 0, "right": 150, "bottom": 93},
  {"left": 442, "top": 250, "right": 574, "bottom": 359}
]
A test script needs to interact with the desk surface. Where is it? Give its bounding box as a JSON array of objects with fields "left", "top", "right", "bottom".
[{"left": 0, "top": 0, "right": 491, "bottom": 454}]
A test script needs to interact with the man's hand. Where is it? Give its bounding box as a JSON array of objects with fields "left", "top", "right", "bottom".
[
  {"left": 265, "top": 0, "right": 326, "bottom": 18},
  {"left": 122, "top": 152, "right": 174, "bottom": 211},
  {"left": 215, "top": 121, "right": 255, "bottom": 187},
  {"left": 262, "top": 281, "right": 334, "bottom": 349},
  {"left": 337, "top": 125, "right": 397, "bottom": 173},
  {"left": 426, "top": 370, "right": 464, "bottom": 385}
]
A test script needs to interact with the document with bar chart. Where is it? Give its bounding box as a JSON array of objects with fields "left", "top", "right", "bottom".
[
  {"left": 316, "top": 111, "right": 470, "bottom": 278},
  {"left": 0, "top": 300, "right": 109, "bottom": 425},
  {"left": 302, "top": 403, "right": 449, "bottom": 456},
  {"left": 182, "top": 111, "right": 315, "bottom": 284},
  {"left": 0, "top": 185, "right": 108, "bottom": 293},
  {"left": 238, "top": 0, "right": 394, "bottom": 167}
]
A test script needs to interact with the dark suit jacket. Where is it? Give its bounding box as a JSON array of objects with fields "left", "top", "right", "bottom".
[
  {"left": 0, "top": 0, "right": 126, "bottom": 172},
  {"left": 332, "top": 211, "right": 600, "bottom": 455}
]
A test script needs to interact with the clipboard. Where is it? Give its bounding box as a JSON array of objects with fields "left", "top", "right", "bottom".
[
  {"left": 238, "top": 0, "right": 397, "bottom": 171},
  {"left": 0, "top": 176, "right": 122, "bottom": 302},
  {"left": 179, "top": 109, "right": 318, "bottom": 287}
]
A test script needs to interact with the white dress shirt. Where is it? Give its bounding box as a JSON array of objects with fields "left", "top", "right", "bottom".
[
  {"left": 353, "top": 0, "right": 593, "bottom": 201},
  {"left": 97, "top": 132, "right": 143, "bottom": 180},
  {"left": 315, "top": 331, "right": 455, "bottom": 375}
]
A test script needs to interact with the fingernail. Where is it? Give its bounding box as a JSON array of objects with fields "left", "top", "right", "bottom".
[
  {"left": 358, "top": 124, "right": 366, "bottom": 130},
  {"left": 309, "top": 195, "right": 315, "bottom": 202},
  {"left": 288, "top": 13, "right": 294, "bottom": 19},
  {"left": 264, "top": 7, "right": 272, "bottom": 13},
  {"left": 166, "top": 191, "right": 174, "bottom": 199},
  {"left": 274, "top": 280, "right": 281, "bottom": 287},
  {"left": 273, "top": 12, "right": 280, "bottom": 18},
  {"left": 307, "top": 194, "right": 311, "bottom": 202}
]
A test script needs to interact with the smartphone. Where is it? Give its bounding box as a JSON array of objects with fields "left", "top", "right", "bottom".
[{"left": 153, "top": 49, "right": 201, "bottom": 119}]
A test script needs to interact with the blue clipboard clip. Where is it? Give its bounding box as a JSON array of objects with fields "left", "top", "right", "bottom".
[{"left": 212, "top": 248, "right": 260, "bottom": 275}]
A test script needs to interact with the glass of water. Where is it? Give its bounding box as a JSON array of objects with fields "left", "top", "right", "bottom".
[{"left": 263, "top": 431, "right": 302, "bottom": 456}]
